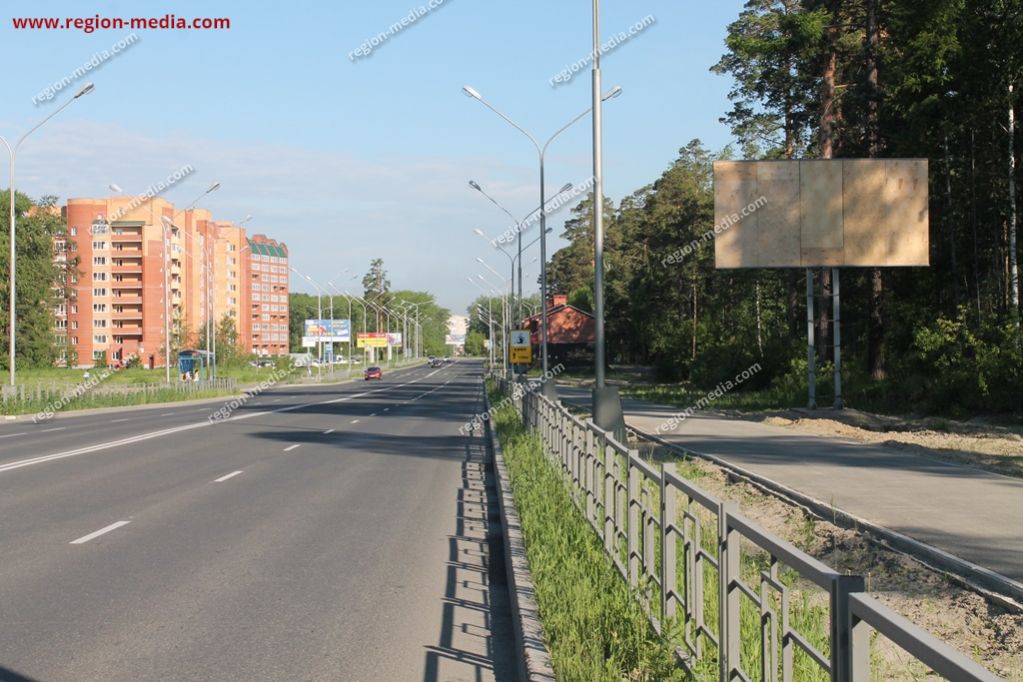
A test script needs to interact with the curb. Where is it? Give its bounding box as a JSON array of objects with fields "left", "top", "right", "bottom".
[{"left": 484, "top": 388, "right": 556, "bottom": 682}]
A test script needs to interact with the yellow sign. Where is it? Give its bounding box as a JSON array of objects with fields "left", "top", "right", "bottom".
[
  {"left": 356, "top": 333, "right": 388, "bottom": 348},
  {"left": 510, "top": 346, "right": 532, "bottom": 364}
]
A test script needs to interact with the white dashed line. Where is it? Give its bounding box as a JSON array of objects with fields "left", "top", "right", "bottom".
[
  {"left": 214, "top": 470, "right": 244, "bottom": 483},
  {"left": 323, "top": 428, "right": 335, "bottom": 435},
  {"left": 283, "top": 444, "right": 300, "bottom": 452},
  {"left": 40, "top": 427, "right": 66, "bottom": 433},
  {"left": 350, "top": 419, "right": 360, "bottom": 424},
  {"left": 110, "top": 418, "right": 130, "bottom": 423},
  {"left": 70, "top": 521, "right": 130, "bottom": 545},
  {"left": 0, "top": 432, "right": 27, "bottom": 439}
]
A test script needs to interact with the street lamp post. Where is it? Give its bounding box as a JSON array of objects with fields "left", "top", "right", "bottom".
[
  {"left": 345, "top": 291, "right": 369, "bottom": 366},
  {"left": 470, "top": 181, "right": 572, "bottom": 320},
  {"left": 477, "top": 266, "right": 510, "bottom": 373},
  {"left": 462, "top": 83, "right": 622, "bottom": 377},
  {"left": 590, "top": 0, "right": 626, "bottom": 440},
  {"left": 328, "top": 281, "right": 354, "bottom": 378},
  {"left": 289, "top": 266, "right": 325, "bottom": 380},
  {"left": 2, "top": 82, "right": 95, "bottom": 386}
]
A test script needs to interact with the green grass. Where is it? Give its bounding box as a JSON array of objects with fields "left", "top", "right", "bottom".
[{"left": 489, "top": 383, "right": 689, "bottom": 681}]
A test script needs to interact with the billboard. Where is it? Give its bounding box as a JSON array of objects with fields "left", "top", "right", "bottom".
[
  {"left": 713, "top": 159, "right": 929, "bottom": 268},
  {"left": 304, "top": 319, "right": 351, "bottom": 343},
  {"left": 386, "top": 332, "right": 403, "bottom": 347},
  {"left": 356, "top": 332, "right": 388, "bottom": 348}
]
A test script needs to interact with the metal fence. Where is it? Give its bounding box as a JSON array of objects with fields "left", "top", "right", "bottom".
[
  {"left": 502, "top": 379, "right": 1003, "bottom": 682},
  {"left": 1, "top": 378, "right": 237, "bottom": 407}
]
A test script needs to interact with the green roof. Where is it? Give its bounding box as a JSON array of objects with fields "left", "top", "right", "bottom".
[{"left": 247, "top": 240, "right": 287, "bottom": 259}]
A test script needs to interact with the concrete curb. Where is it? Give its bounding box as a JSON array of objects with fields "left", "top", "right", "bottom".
[{"left": 484, "top": 389, "right": 556, "bottom": 682}]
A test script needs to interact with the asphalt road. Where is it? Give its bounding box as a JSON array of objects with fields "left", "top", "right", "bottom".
[{"left": 0, "top": 360, "right": 516, "bottom": 682}]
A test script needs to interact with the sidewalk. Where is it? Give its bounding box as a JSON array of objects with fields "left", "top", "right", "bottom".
[{"left": 558, "top": 386, "right": 1023, "bottom": 585}]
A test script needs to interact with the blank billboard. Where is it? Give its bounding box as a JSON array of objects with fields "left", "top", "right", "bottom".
[{"left": 714, "top": 159, "right": 929, "bottom": 268}]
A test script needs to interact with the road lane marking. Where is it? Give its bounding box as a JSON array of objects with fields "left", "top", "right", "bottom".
[
  {"left": 214, "top": 470, "right": 244, "bottom": 483},
  {"left": 369, "top": 413, "right": 377, "bottom": 417},
  {"left": 351, "top": 419, "right": 360, "bottom": 424},
  {"left": 383, "top": 407, "right": 390, "bottom": 412},
  {"left": 283, "top": 444, "right": 300, "bottom": 452},
  {"left": 323, "top": 429, "right": 335, "bottom": 435},
  {"left": 39, "top": 427, "right": 66, "bottom": 433},
  {"left": 161, "top": 412, "right": 176, "bottom": 416},
  {"left": 70, "top": 521, "right": 130, "bottom": 545},
  {"left": 110, "top": 418, "right": 130, "bottom": 423},
  {"left": 0, "top": 373, "right": 436, "bottom": 475},
  {"left": 0, "top": 432, "right": 27, "bottom": 439}
]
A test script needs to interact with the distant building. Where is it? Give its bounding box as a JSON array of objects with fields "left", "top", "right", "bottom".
[
  {"left": 59, "top": 197, "right": 289, "bottom": 368},
  {"left": 446, "top": 314, "right": 467, "bottom": 352}
]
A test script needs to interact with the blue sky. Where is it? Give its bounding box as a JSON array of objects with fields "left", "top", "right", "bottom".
[{"left": 0, "top": 0, "right": 745, "bottom": 313}]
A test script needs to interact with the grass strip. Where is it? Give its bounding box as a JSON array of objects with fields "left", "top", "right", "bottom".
[{"left": 488, "top": 382, "right": 690, "bottom": 681}]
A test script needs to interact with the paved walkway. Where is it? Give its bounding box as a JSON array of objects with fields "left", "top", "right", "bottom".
[{"left": 558, "top": 386, "right": 1023, "bottom": 585}]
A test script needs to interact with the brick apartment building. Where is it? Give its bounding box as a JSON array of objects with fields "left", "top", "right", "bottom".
[{"left": 59, "top": 196, "right": 289, "bottom": 368}]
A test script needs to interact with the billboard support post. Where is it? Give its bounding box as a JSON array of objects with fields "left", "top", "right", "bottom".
[
  {"left": 833, "top": 267, "right": 843, "bottom": 409},
  {"left": 807, "top": 270, "right": 817, "bottom": 410}
]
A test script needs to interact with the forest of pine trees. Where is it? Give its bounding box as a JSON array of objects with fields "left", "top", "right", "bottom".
[{"left": 545, "top": 0, "right": 1021, "bottom": 416}]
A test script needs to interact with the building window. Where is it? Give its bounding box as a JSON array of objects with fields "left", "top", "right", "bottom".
[
  {"left": 93, "top": 272, "right": 107, "bottom": 281},
  {"left": 70, "top": 226, "right": 78, "bottom": 236},
  {"left": 93, "top": 288, "right": 107, "bottom": 297},
  {"left": 71, "top": 304, "right": 78, "bottom": 314},
  {"left": 93, "top": 256, "right": 107, "bottom": 265},
  {"left": 93, "top": 335, "right": 107, "bottom": 344},
  {"left": 94, "top": 319, "right": 107, "bottom": 328},
  {"left": 93, "top": 303, "right": 107, "bottom": 312}
]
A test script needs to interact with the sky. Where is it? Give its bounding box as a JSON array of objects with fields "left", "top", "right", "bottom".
[{"left": 0, "top": 0, "right": 745, "bottom": 314}]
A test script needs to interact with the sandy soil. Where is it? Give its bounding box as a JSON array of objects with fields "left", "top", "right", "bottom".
[{"left": 725, "top": 407, "right": 1023, "bottom": 479}]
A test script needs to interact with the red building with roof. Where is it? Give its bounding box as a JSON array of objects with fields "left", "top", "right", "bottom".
[{"left": 521, "top": 294, "right": 595, "bottom": 365}]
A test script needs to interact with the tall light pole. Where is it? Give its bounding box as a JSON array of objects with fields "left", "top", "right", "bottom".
[
  {"left": 160, "top": 181, "right": 220, "bottom": 383},
  {"left": 462, "top": 83, "right": 621, "bottom": 376},
  {"left": 590, "top": 0, "right": 626, "bottom": 439},
  {"left": 345, "top": 290, "right": 370, "bottom": 365},
  {"left": 289, "top": 266, "right": 325, "bottom": 380},
  {"left": 469, "top": 181, "right": 572, "bottom": 321},
  {"left": 477, "top": 262, "right": 510, "bottom": 373},
  {"left": 3, "top": 82, "right": 95, "bottom": 386},
  {"left": 328, "top": 280, "right": 354, "bottom": 377}
]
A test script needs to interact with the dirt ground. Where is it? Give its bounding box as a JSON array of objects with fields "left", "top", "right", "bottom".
[
  {"left": 635, "top": 441, "right": 1023, "bottom": 680},
  {"left": 724, "top": 406, "right": 1023, "bottom": 479}
]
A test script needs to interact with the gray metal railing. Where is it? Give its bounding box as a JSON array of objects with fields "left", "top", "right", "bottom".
[{"left": 505, "top": 381, "right": 1003, "bottom": 682}]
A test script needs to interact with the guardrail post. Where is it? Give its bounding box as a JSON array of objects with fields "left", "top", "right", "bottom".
[
  {"left": 718, "top": 501, "right": 740, "bottom": 681},
  {"left": 628, "top": 458, "right": 640, "bottom": 590},
  {"left": 603, "top": 433, "right": 615, "bottom": 555},
  {"left": 849, "top": 597, "right": 870, "bottom": 682},
  {"left": 831, "top": 574, "right": 865, "bottom": 682},
  {"left": 661, "top": 463, "right": 677, "bottom": 629}
]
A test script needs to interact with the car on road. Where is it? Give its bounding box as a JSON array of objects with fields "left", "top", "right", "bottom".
[
  {"left": 429, "top": 358, "right": 443, "bottom": 368},
  {"left": 364, "top": 366, "right": 383, "bottom": 380}
]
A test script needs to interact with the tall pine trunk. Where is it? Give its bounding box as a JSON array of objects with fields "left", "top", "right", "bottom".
[
  {"left": 1009, "top": 82, "right": 1019, "bottom": 335},
  {"left": 866, "top": 0, "right": 887, "bottom": 379}
]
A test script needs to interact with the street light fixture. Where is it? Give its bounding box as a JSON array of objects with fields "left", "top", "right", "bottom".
[
  {"left": 3, "top": 81, "right": 95, "bottom": 386},
  {"left": 462, "top": 83, "right": 622, "bottom": 375},
  {"left": 468, "top": 181, "right": 573, "bottom": 322}
]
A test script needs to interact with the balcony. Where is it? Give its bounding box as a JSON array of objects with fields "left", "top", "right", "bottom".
[
  {"left": 112, "top": 280, "right": 143, "bottom": 290},
  {"left": 113, "top": 325, "right": 143, "bottom": 335},
  {"left": 112, "top": 295, "right": 142, "bottom": 305},
  {"left": 112, "top": 264, "right": 143, "bottom": 274},
  {"left": 112, "top": 246, "right": 142, "bottom": 255},
  {"left": 113, "top": 310, "right": 143, "bottom": 321},
  {"left": 111, "top": 231, "right": 143, "bottom": 242}
]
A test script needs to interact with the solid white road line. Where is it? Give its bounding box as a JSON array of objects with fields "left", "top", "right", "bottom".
[
  {"left": 0, "top": 373, "right": 434, "bottom": 476},
  {"left": 0, "top": 432, "right": 27, "bottom": 439},
  {"left": 70, "top": 520, "right": 130, "bottom": 545},
  {"left": 283, "top": 444, "right": 300, "bottom": 452},
  {"left": 214, "top": 470, "right": 244, "bottom": 483}
]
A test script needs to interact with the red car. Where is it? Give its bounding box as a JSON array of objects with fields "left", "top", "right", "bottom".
[{"left": 364, "top": 366, "right": 383, "bottom": 381}]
